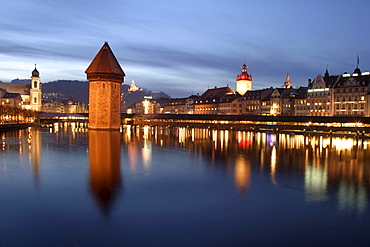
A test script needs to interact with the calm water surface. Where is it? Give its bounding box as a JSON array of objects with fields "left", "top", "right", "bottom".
[{"left": 0, "top": 125, "right": 370, "bottom": 246}]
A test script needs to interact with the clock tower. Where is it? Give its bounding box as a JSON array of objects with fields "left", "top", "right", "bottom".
[{"left": 236, "top": 63, "right": 252, "bottom": 95}]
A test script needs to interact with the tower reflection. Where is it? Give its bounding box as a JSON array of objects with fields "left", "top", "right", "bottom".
[
  {"left": 88, "top": 130, "right": 122, "bottom": 216},
  {"left": 30, "top": 127, "right": 42, "bottom": 184}
]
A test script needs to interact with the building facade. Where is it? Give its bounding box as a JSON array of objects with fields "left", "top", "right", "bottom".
[{"left": 194, "top": 86, "right": 241, "bottom": 115}]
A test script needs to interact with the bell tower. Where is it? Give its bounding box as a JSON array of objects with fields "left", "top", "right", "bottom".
[
  {"left": 30, "top": 65, "right": 42, "bottom": 111},
  {"left": 85, "top": 42, "right": 125, "bottom": 130}
]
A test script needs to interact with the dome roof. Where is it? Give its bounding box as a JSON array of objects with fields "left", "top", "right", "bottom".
[
  {"left": 32, "top": 67, "right": 39, "bottom": 77},
  {"left": 236, "top": 64, "right": 252, "bottom": 81},
  {"left": 237, "top": 73, "right": 252, "bottom": 81}
]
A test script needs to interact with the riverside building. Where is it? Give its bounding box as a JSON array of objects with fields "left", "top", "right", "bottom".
[{"left": 308, "top": 66, "right": 370, "bottom": 117}]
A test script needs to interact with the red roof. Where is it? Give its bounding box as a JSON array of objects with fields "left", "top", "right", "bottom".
[{"left": 236, "top": 64, "right": 252, "bottom": 81}]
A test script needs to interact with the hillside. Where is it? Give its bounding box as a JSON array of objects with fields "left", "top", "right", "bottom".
[
  {"left": 42, "top": 80, "right": 89, "bottom": 103},
  {"left": 42, "top": 80, "right": 169, "bottom": 105}
]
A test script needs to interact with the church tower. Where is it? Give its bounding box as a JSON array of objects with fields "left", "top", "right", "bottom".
[
  {"left": 236, "top": 63, "right": 252, "bottom": 95},
  {"left": 284, "top": 73, "right": 292, "bottom": 88},
  {"left": 85, "top": 42, "right": 125, "bottom": 130},
  {"left": 30, "top": 65, "right": 42, "bottom": 111}
]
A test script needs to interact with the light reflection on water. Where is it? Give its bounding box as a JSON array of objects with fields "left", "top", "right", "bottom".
[
  {"left": 121, "top": 126, "right": 370, "bottom": 215},
  {"left": 0, "top": 125, "right": 370, "bottom": 246}
]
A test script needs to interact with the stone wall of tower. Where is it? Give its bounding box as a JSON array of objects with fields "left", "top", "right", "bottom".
[{"left": 89, "top": 80, "right": 121, "bottom": 130}]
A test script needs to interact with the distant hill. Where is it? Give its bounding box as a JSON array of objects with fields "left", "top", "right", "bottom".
[
  {"left": 42, "top": 80, "right": 90, "bottom": 104},
  {"left": 11, "top": 78, "right": 31, "bottom": 84},
  {"left": 42, "top": 80, "right": 170, "bottom": 105}
]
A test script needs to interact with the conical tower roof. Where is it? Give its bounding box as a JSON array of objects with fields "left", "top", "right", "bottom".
[{"left": 85, "top": 42, "right": 125, "bottom": 82}]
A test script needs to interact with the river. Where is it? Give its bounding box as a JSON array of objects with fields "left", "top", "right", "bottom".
[{"left": 0, "top": 125, "right": 369, "bottom": 246}]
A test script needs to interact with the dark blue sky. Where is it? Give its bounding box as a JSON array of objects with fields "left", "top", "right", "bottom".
[{"left": 1, "top": 0, "right": 370, "bottom": 97}]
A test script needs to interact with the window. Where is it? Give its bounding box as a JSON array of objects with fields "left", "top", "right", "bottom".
[
  {"left": 34, "top": 97, "right": 37, "bottom": 104},
  {"left": 33, "top": 81, "right": 37, "bottom": 88}
]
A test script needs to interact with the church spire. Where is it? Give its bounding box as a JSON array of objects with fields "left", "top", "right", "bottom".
[
  {"left": 353, "top": 54, "right": 361, "bottom": 75},
  {"left": 324, "top": 65, "right": 330, "bottom": 78},
  {"left": 284, "top": 73, "right": 292, "bottom": 88}
]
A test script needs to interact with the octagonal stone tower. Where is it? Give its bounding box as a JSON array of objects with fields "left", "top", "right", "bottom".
[{"left": 85, "top": 42, "right": 125, "bottom": 130}]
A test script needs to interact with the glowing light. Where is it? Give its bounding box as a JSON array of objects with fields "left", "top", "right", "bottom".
[
  {"left": 143, "top": 100, "right": 150, "bottom": 114},
  {"left": 270, "top": 146, "right": 277, "bottom": 185}
]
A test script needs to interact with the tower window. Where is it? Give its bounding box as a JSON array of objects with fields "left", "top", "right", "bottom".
[
  {"left": 34, "top": 81, "right": 37, "bottom": 88},
  {"left": 34, "top": 97, "right": 37, "bottom": 104}
]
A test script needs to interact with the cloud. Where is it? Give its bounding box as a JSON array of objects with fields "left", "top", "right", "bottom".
[{"left": 1, "top": 0, "right": 370, "bottom": 97}]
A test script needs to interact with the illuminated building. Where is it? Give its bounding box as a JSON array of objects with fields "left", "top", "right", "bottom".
[
  {"left": 128, "top": 80, "right": 142, "bottom": 92},
  {"left": 0, "top": 90, "right": 22, "bottom": 108},
  {"left": 42, "top": 98, "right": 87, "bottom": 113},
  {"left": 193, "top": 86, "right": 241, "bottom": 115},
  {"left": 163, "top": 95, "right": 199, "bottom": 114},
  {"left": 127, "top": 96, "right": 164, "bottom": 114},
  {"left": 249, "top": 85, "right": 308, "bottom": 116},
  {"left": 236, "top": 63, "right": 252, "bottom": 95},
  {"left": 240, "top": 88, "right": 273, "bottom": 115},
  {"left": 30, "top": 65, "right": 42, "bottom": 111},
  {"left": 332, "top": 67, "right": 370, "bottom": 116},
  {"left": 308, "top": 65, "right": 370, "bottom": 116},
  {"left": 0, "top": 83, "right": 30, "bottom": 107},
  {"left": 266, "top": 88, "right": 285, "bottom": 116},
  {"left": 0, "top": 66, "right": 44, "bottom": 111},
  {"left": 85, "top": 42, "right": 125, "bottom": 130},
  {"left": 281, "top": 87, "right": 308, "bottom": 116},
  {"left": 307, "top": 72, "right": 334, "bottom": 116}
]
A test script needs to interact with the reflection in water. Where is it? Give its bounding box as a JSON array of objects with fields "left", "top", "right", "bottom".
[
  {"left": 89, "top": 130, "right": 122, "bottom": 216},
  {"left": 338, "top": 181, "right": 367, "bottom": 214},
  {"left": 234, "top": 155, "right": 251, "bottom": 193},
  {"left": 142, "top": 126, "right": 152, "bottom": 168},
  {"left": 30, "top": 127, "right": 42, "bottom": 183},
  {"left": 121, "top": 125, "right": 370, "bottom": 215},
  {"left": 270, "top": 145, "right": 277, "bottom": 185},
  {"left": 305, "top": 165, "right": 328, "bottom": 201},
  {"left": 0, "top": 128, "right": 42, "bottom": 182}
]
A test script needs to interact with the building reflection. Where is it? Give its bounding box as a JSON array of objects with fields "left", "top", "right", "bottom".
[
  {"left": 234, "top": 154, "right": 251, "bottom": 194},
  {"left": 0, "top": 128, "right": 42, "bottom": 184},
  {"left": 89, "top": 130, "right": 122, "bottom": 216},
  {"left": 121, "top": 125, "right": 370, "bottom": 213},
  {"left": 30, "top": 127, "right": 42, "bottom": 183}
]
